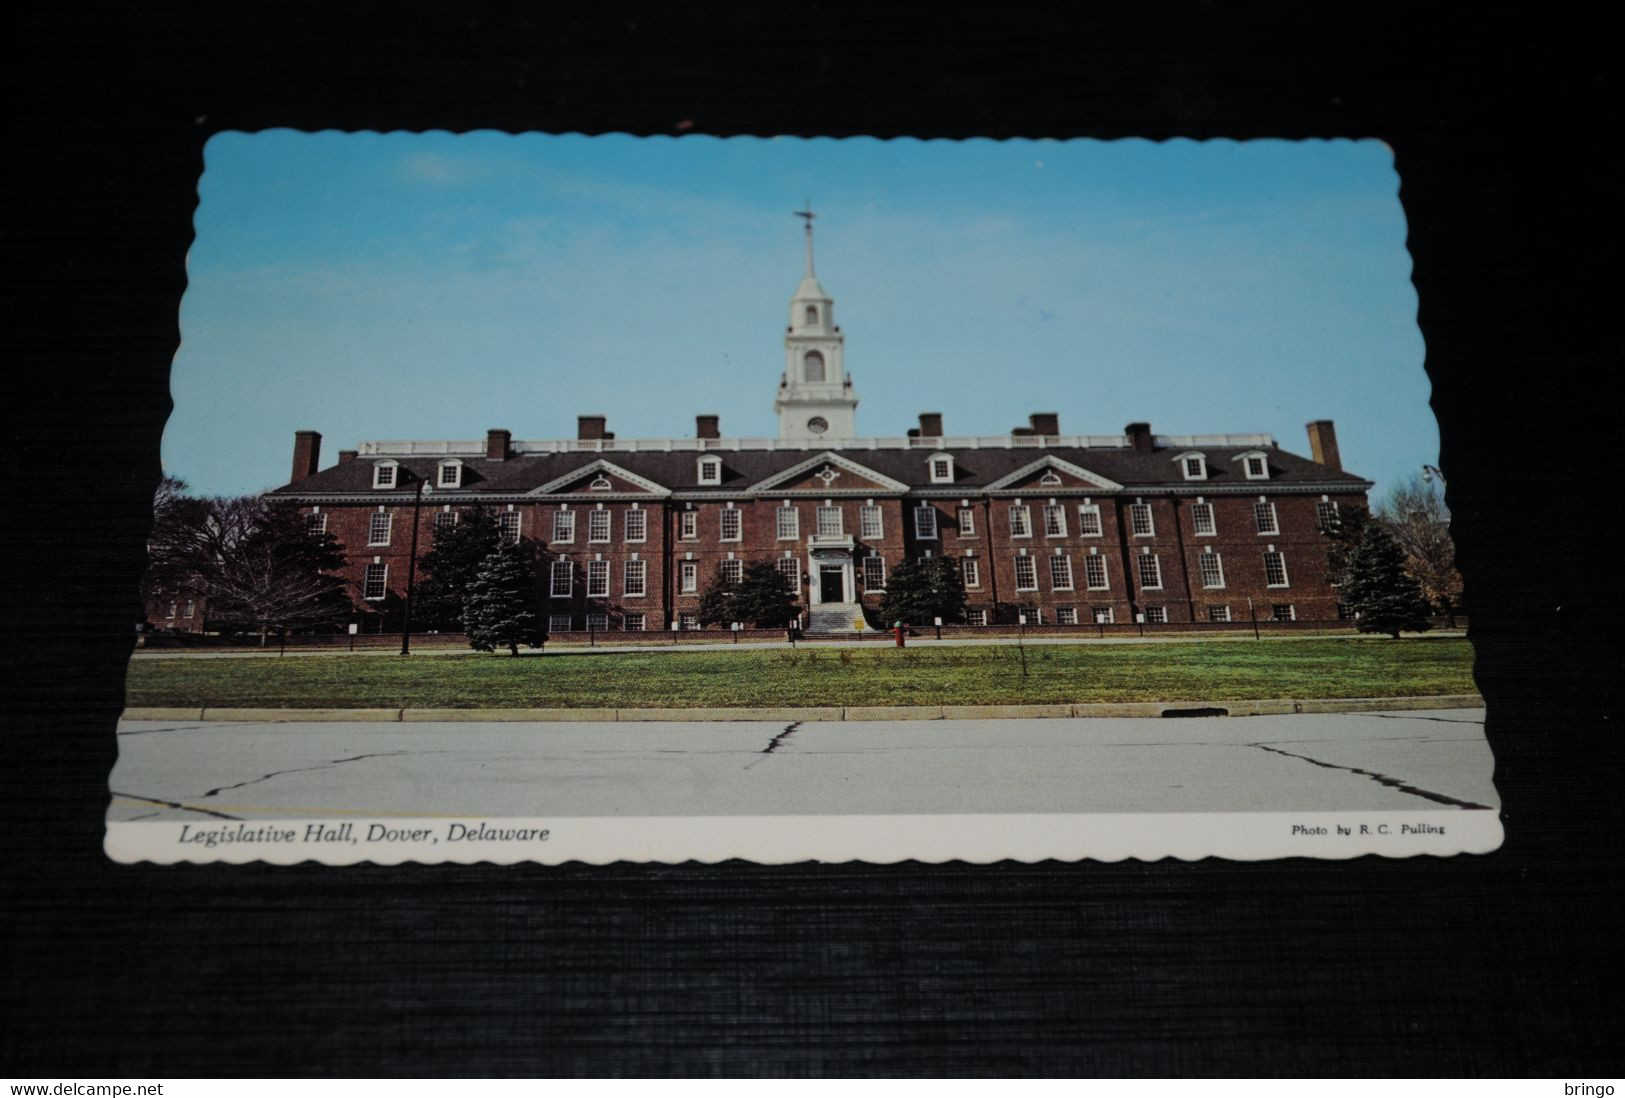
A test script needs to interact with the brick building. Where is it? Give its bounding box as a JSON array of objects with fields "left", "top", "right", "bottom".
[{"left": 267, "top": 216, "right": 1372, "bottom": 634}]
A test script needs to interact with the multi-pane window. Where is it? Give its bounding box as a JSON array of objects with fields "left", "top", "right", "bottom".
[
  {"left": 956, "top": 508, "right": 976, "bottom": 537},
  {"left": 1337, "top": 602, "right": 1355, "bottom": 620},
  {"left": 368, "top": 513, "right": 392, "bottom": 546},
  {"left": 1316, "top": 500, "right": 1341, "bottom": 533},
  {"left": 549, "top": 614, "right": 573, "bottom": 633},
  {"left": 1049, "top": 554, "right": 1074, "bottom": 590},
  {"left": 1092, "top": 607, "right": 1114, "bottom": 624},
  {"left": 1246, "top": 456, "right": 1268, "bottom": 479},
  {"left": 553, "top": 510, "right": 575, "bottom": 542},
  {"left": 1013, "top": 556, "right": 1038, "bottom": 591},
  {"left": 721, "top": 559, "right": 743, "bottom": 585},
  {"left": 1077, "top": 504, "right": 1102, "bottom": 537},
  {"left": 720, "top": 508, "right": 742, "bottom": 541},
  {"left": 433, "top": 511, "right": 457, "bottom": 533},
  {"left": 1271, "top": 603, "right": 1296, "bottom": 622},
  {"left": 961, "top": 558, "right": 980, "bottom": 588},
  {"left": 803, "top": 351, "right": 826, "bottom": 382},
  {"left": 1009, "top": 505, "right": 1032, "bottom": 538},
  {"left": 679, "top": 613, "right": 698, "bottom": 630},
  {"left": 624, "top": 509, "right": 647, "bottom": 542},
  {"left": 1144, "top": 606, "right": 1167, "bottom": 624},
  {"left": 1137, "top": 554, "right": 1163, "bottom": 589},
  {"left": 1084, "top": 555, "right": 1109, "bottom": 590},
  {"left": 623, "top": 559, "right": 647, "bottom": 597},
  {"left": 1056, "top": 607, "right": 1078, "bottom": 625},
  {"left": 860, "top": 505, "right": 883, "bottom": 539},
  {"left": 1043, "top": 504, "right": 1067, "bottom": 537},
  {"left": 500, "top": 512, "right": 521, "bottom": 545},
  {"left": 1263, "top": 551, "right": 1289, "bottom": 587},
  {"left": 966, "top": 608, "right": 988, "bottom": 627},
  {"left": 1191, "top": 502, "right": 1215, "bottom": 536},
  {"left": 863, "top": 556, "right": 886, "bottom": 590},
  {"left": 817, "top": 506, "right": 843, "bottom": 537},
  {"left": 680, "top": 561, "right": 698, "bottom": 592},
  {"left": 438, "top": 463, "right": 460, "bottom": 487},
  {"left": 930, "top": 457, "right": 953, "bottom": 483},
  {"left": 364, "top": 563, "right": 388, "bottom": 600},
  {"left": 625, "top": 613, "right": 646, "bottom": 632},
  {"left": 1254, "top": 501, "right": 1279, "bottom": 535},
  {"left": 588, "top": 510, "right": 611, "bottom": 543},
  {"left": 679, "top": 511, "right": 698, "bottom": 540},
  {"left": 586, "top": 612, "right": 609, "bottom": 632},
  {"left": 1208, "top": 605, "right": 1231, "bottom": 623},
  {"left": 373, "top": 464, "right": 396, "bottom": 489},
  {"left": 698, "top": 458, "right": 722, "bottom": 485},
  {"left": 1183, "top": 456, "right": 1205, "bottom": 479},
  {"left": 1129, "top": 502, "right": 1154, "bottom": 536},
  {"left": 1198, "top": 553, "right": 1225, "bottom": 589},
  {"left": 777, "top": 558, "right": 801, "bottom": 593},
  {"left": 776, "top": 506, "right": 800, "bottom": 540},
  {"left": 306, "top": 512, "right": 328, "bottom": 536},
  {"left": 549, "top": 561, "right": 573, "bottom": 597},
  {"left": 914, "top": 505, "right": 938, "bottom": 539}
]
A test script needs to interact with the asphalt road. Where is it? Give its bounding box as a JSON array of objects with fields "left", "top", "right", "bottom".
[{"left": 108, "top": 710, "right": 1499, "bottom": 821}]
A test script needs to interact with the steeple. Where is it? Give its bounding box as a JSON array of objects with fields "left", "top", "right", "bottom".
[{"left": 775, "top": 206, "right": 858, "bottom": 440}]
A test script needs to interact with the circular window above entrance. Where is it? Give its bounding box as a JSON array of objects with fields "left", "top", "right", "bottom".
[{"left": 807, "top": 416, "right": 829, "bottom": 434}]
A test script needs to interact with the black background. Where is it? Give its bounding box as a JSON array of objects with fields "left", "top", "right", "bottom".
[{"left": 4, "top": 3, "right": 1622, "bottom": 1077}]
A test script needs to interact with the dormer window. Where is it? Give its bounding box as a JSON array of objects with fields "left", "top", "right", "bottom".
[
  {"left": 1239, "top": 452, "right": 1270, "bottom": 480},
  {"left": 805, "top": 305, "right": 819, "bottom": 325},
  {"left": 437, "top": 459, "right": 463, "bottom": 488},
  {"left": 1177, "top": 453, "right": 1208, "bottom": 481},
  {"left": 698, "top": 457, "right": 722, "bottom": 485},
  {"left": 928, "top": 454, "right": 956, "bottom": 484},
  {"left": 372, "top": 461, "right": 398, "bottom": 490},
  {"left": 804, "top": 350, "right": 826, "bottom": 383}
]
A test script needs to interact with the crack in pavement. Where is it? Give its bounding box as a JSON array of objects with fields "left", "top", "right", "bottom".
[
  {"left": 110, "top": 791, "right": 241, "bottom": 820},
  {"left": 200, "top": 751, "right": 412, "bottom": 799},
  {"left": 1249, "top": 743, "right": 1493, "bottom": 810},
  {"left": 1369, "top": 712, "right": 1485, "bottom": 726},
  {"left": 117, "top": 724, "right": 214, "bottom": 736},
  {"left": 743, "top": 722, "right": 803, "bottom": 770}
]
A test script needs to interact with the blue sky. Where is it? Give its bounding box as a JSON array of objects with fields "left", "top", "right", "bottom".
[{"left": 172, "top": 131, "right": 1430, "bottom": 501}]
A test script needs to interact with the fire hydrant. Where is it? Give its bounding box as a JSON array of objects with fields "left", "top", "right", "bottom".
[{"left": 893, "top": 620, "right": 906, "bottom": 648}]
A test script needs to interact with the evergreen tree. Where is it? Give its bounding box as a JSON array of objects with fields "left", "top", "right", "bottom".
[
  {"left": 696, "top": 565, "right": 741, "bottom": 627},
  {"left": 1341, "top": 522, "right": 1434, "bottom": 638},
  {"left": 415, "top": 506, "right": 504, "bottom": 630},
  {"left": 732, "top": 560, "right": 801, "bottom": 627},
  {"left": 878, "top": 556, "right": 967, "bottom": 627},
  {"left": 463, "top": 543, "right": 543, "bottom": 655}
]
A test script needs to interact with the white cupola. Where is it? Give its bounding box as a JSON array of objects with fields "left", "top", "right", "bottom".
[{"left": 774, "top": 205, "right": 859, "bottom": 441}]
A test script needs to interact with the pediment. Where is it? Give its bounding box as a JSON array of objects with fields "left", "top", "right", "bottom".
[
  {"left": 751, "top": 452, "right": 909, "bottom": 494},
  {"left": 985, "top": 456, "right": 1123, "bottom": 493},
  {"left": 529, "top": 460, "right": 670, "bottom": 497}
]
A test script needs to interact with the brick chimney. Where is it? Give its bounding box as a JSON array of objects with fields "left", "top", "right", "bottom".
[
  {"left": 337, "top": 450, "right": 357, "bottom": 465},
  {"left": 1125, "top": 422, "right": 1153, "bottom": 454},
  {"left": 1029, "top": 412, "right": 1060, "bottom": 437},
  {"left": 1306, "top": 419, "right": 1342, "bottom": 472},
  {"left": 913, "top": 412, "right": 941, "bottom": 437},
  {"left": 696, "top": 414, "right": 720, "bottom": 439},
  {"left": 577, "top": 415, "right": 608, "bottom": 441},
  {"left": 486, "top": 428, "right": 511, "bottom": 461},
  {"left": 291, "top": 430, "right": 321, "bottom": 483}
]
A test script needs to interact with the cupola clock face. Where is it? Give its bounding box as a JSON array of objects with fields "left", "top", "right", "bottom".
[{"left": 807, "top": 416, "right": 829, "bottom": 434}]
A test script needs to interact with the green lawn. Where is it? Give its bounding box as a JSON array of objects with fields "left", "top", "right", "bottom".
[{"left": 126, "top": 637, "right": 1478, "bottom": 709}]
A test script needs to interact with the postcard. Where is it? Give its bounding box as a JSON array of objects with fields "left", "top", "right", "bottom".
[{"left": 108, "top": 132, "right": 1500, "bottom": 864}]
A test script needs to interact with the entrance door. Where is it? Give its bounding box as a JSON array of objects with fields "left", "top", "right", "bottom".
[{"left": 819, "top": 565, "right": 846, "bottom": 603}]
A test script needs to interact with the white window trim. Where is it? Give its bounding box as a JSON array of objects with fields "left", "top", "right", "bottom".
[
  {"left": 956, "top": 507, "right": 977, "bottom": 538},
  {"left": 1138, "top": 552, "right": 1163, "bottom": 591},
  {"left": 549, "top": 560, "right": 574, "bottom": 598},
  {"left": 499, "top": 511, "right": 522, "bottom": 545},
  {"left": 1199, "top": 551, "right": 1226, "bottom": 589},
  {"left": 586, "top": 560, "right": 611, "bottom": 598},
  {"left": 860, "top": 504, "right": 884, "bottom": 539},
  {"left": 1177, "top": 452, "right": 1208, "bottom": 481},
  {"left": 1043, "top": 503, "right": 1068, "bottom": 538},
  {"left": 816, "top": 505, "right": 844, "bottom": 537},
  {"left": 1255, "top": 499, "right": 1280, "bottom": 537},
  {"left": 363, "top": 562, "right": 389, "bottom": 601},
  {"left": 1129, "top": 501, "right": 1155, "bottom": 538},
  {"left": 1264, "top": 548, "right": 1291, "bottom": 589},
  {"left": 679, "top": 510, "right": 698, "bottom": 540},
  {"left": 372, "top": 461, "right": 399, "bottom": 490},
  {"left": 1191, "top": 500, "right": 1217, "bottom": 537},
  {"left": 437, "top": 459, "right": 463, "bottom": 488},
  {"left": 1009, "top": 504, "right": 1033, "bottom": 539},
  {"left": 624, "top": 508, "right": 647, "bottom": 543},
  {"left": 623, "top": 559, "right": 647, "bottom": 598},
  {"left": 1013, "top": 556, "right": 1039, "bottom": 592},
  {"left": 962, "top": 558, "right": 981, "bottom": 589},
  {"left": 720, "top": 505, "right": 742, "bottom": 542},
  {"left": 552, "top": 510, "right": 575, "bottom": 543},
  {"left": 863, "top": 556, "right": 887, "bottom": 591},
  {"left": 1076, "top": 503, "right": 1103, "bottom": 538},
  {"left": 367, "top": 512, "right": 393, "bottom": 547},
  {"left": 679, "top": 561, "right": 699, "bottom": 593},
  {"left": 588, "top": 509, "right": 612, "bottom": 543},
  {"left": 1049, "top": 554, "right": 1074, "bottom": 592},
  {"left": 927, "top": 454, "right": 956, "bottom": 485},
  {"left": 697, "top": 457, "right": 723, "bottom": 485},
  {"left": 776, "top": 506, "right": 800, "bottom": 541},
  {"left": 914, "top": 505, "right": 938, "bottom": 540},
  {"left": 1238, "top": 452, "right": 1271, "bottom": 480},
  {"left": 1085, "top": 554, "right": 1110, "bottom": 591}
]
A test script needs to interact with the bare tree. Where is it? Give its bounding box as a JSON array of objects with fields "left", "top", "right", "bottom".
[{"left": 1379, "top": 472, "right": 1464, "bottom": 626}]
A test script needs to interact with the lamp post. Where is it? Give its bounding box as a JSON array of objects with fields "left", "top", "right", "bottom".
[{"left": 400, "top": 474, "right": 431, "bottom": 656}]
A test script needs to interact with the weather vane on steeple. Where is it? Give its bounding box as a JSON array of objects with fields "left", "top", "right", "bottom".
[{"left": 794, "top": 201, "right": 816, "bottom": 275}]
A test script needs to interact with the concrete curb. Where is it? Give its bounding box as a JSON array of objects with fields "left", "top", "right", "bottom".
[{"left": 121, "top": 694, "right": 1485, "bottom": 724}]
